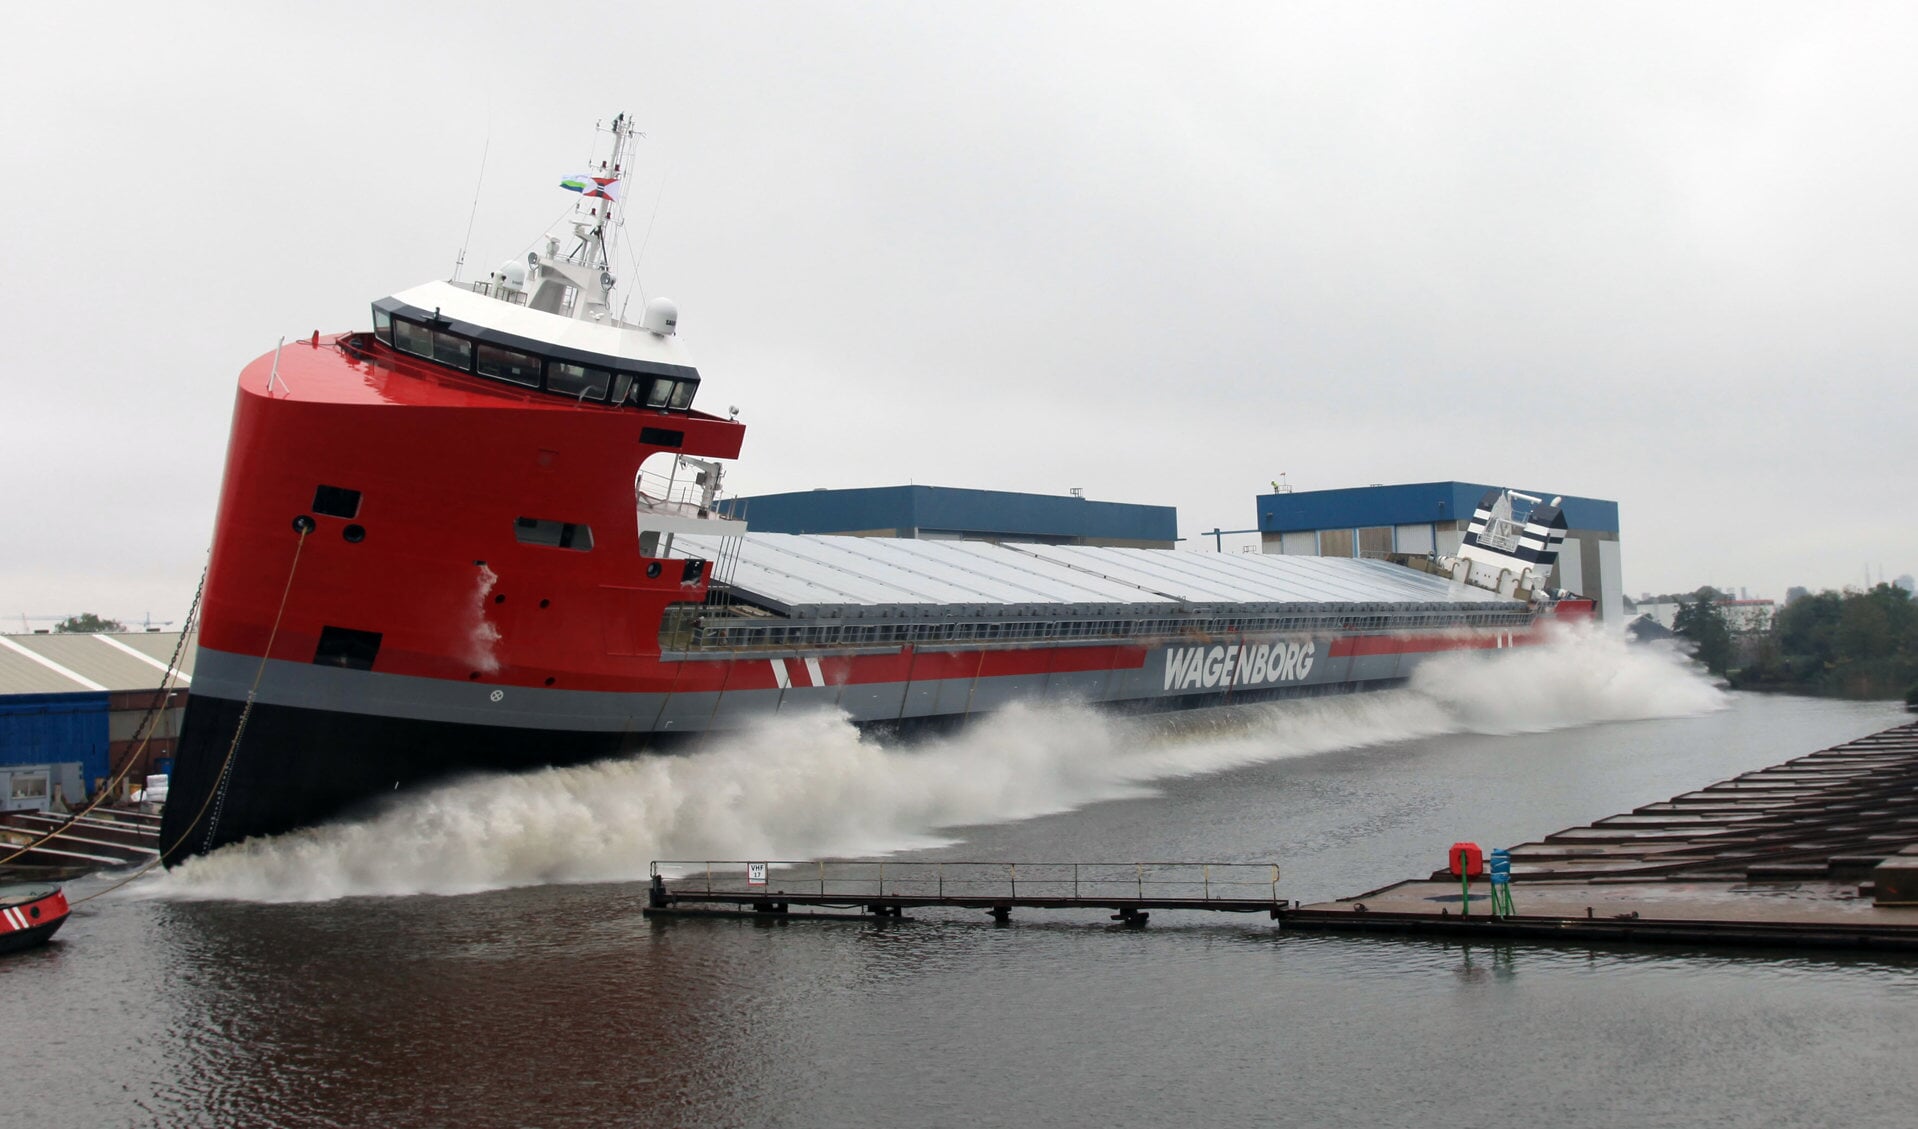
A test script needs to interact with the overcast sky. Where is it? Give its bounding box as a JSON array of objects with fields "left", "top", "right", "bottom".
[{"left": 5, "top": 2, "right": 1915, "bottom": 626}]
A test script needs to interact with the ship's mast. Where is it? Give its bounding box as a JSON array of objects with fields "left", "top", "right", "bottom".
[
  {"left": 486, "top": 114, "right": 648, "bottom": 324},
  {"left": 569, "top": 112, "right": 638, "bottom": 273}
]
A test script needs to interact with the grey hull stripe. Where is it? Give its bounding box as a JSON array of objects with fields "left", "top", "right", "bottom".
[{"left": 191, "top": 636, "right": 1459, "bottom": 734}]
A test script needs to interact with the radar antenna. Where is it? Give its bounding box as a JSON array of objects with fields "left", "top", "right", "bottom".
[{"left": 564, "top": 113, "right": 643, "bottom": 274}]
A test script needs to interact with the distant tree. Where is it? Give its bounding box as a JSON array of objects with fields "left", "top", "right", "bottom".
[
  {"left": 1744, "top": 584, "right": 1918, "bottom": 698},
  {"left": 1673, "top": 587, "right": 1733, "bottom": 675},
  {"left": 54, "top": 613, "right": 126, "bottom": 633},
  {"left": 1836, "top": 588, "right": 1896, "bottom": 662},
  {"left": 1644, "top": 586, "right": 1728, "bottom": 606},
  {"left": 1775, "top": 590, "right": 1843, "bottom": 674},
  {"left": 1827, "top": 584, "right": 1918, "bottom": 696}
]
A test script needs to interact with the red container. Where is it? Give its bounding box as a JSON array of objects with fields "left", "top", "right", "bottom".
[{"left": 1448, "top": 842, "right": 1484, "bottom": 877}]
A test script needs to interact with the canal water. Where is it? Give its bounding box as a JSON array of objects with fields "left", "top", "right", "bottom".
[{"left": 6, "top": 632, "right": 1915, "bottom": 1128}]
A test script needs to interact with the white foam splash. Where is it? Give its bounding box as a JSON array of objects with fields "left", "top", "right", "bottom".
[
  {"left": 1407, "top": 621, "right": 1728, "bottom": 734},
  {"left": 143, "top": 624, "right": 1721, "bottom": 903},
  {"left": 463, "top": 565, "right": 501, "bottom": 674}
]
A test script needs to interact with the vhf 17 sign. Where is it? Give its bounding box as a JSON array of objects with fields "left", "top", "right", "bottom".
[{"left": 1162, "top": 640, "right": 1316, "bottom": 691}]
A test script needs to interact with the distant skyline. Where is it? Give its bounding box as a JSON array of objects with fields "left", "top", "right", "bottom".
[{"left": 5, "top": 2, "right": 1916, "bottom": 625}]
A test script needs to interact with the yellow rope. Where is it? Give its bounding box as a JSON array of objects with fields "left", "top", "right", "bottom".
[
  {"left": 72, "top": 530, "right": 307, "bottom": 905},
  {"left": 0, "top": 566, "right": 207, "bottom": 868}
]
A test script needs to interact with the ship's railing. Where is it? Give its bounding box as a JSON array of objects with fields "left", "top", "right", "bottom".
[
  {"left": 636, "top": 494, "right": 723, "bottom": 523},
  {"left": 660, "top": 600, "right": 1537, "bottom": 653},
  {"left": 458, "top": 279, "right": 530, "bottom": 305},
  {"left": 637, "top": 465, "right": 717, "bottom": 511},
  {"left": 652, "top": 859, "right": 1282, "bottom": 905}
]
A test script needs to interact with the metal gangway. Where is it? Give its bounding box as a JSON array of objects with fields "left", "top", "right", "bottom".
[{"left": 646, "top": 859, "right": 1287, "bottom": 925}]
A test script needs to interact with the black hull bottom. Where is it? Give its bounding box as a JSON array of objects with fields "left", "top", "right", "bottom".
[
  {"left": 158, "top": 696, "right": 669, "bottom": 863},
  {"left": 160, "top": 676, "right": 1405, "bottom": 864},
  {"left": 0, "top": 918, "right": 67, "bottom": 954}
]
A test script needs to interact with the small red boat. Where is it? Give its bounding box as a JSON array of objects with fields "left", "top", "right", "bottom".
[{"left": 0, "top": 886, "right": 70, "bottom": 954}]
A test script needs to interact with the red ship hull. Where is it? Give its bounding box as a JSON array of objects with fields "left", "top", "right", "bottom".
[{"left": 161, "top": 333, "right": 1589, "bottom": 860}]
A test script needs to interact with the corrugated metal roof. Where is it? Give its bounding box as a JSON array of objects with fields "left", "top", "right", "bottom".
[
  {"left": 679, "top": 533, "right": 1510, "bottom": 620},
  {"left": 679, "top": 533, "right": 1169, "bottom": 617},
  {"left": 0, "top": 632, "right": 194, "bottom": 696},
  {"left": 1016, "top": 544, "right": 1488, "bottom": 606}
]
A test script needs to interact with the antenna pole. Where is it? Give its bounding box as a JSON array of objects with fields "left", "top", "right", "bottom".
[
  {"left": 591, "top": 112, "right": 638, "bottom": 272},
  {"left": 452, "top": 129, "right": 492, "bottom": 283}
]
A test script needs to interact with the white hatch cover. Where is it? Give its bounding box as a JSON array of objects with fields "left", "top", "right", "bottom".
[{"left": 673, "top": 533, "right": 1512, "bottom": 620}]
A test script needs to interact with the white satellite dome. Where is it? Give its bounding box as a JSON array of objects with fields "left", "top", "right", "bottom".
[{"left": 642, "top": 296, "right": 679, "bottom": 336}]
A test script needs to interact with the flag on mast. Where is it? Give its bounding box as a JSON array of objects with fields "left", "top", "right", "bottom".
[{"left": 559, "top": 174, "right": 621, "bottom": 201}]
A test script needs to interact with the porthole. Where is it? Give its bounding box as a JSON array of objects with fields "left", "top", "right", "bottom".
[
  {"left": 494, "top": 594, "right": 506, "bottom": 605},
  {"left": 646, "top": 562, "right": 662, "bottom": 578},
  {"left": 343, "top": 524, "right": 366, "bottom": 543}
]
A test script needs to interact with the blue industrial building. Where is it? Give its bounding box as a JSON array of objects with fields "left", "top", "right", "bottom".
[
  {"left": 1256, "top": 481, "right": 1623, "bottom": 621},
  {"left": 1, "top": 631, "right": 192, "bottom": 809},
  {"left": 0, "top": 692, "right": 105, "bottom": 811},
  {"left": 720, "top": 485, "right": 1178, "bottom": 549}
]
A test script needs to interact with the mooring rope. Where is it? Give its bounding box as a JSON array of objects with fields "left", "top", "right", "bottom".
[
  {"left": 0, "top": 564, "right": 209, "bottom": 868},
  {"left": 70, "top": 529, "right": 308, "bottom": 906}
]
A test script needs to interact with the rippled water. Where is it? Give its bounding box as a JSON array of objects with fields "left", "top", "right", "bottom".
[{"left": 6, "top": 638, "right": 1915, "bottom": 1128}]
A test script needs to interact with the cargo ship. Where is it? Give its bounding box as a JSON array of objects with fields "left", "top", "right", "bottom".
[{"left": 161, "top": 115, "right": 1590, "bottom": 862}]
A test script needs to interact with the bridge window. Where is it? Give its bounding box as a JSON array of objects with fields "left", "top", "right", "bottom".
[
  {"left": 515, "top": 517, "right": 594, "bottom": 551},
  {"left": 548, "top": 361, "right": 611, "bottom": 402},
  {"left": 477, "top": 344, "right": 540, "bottom": 387},
  {"left": 388, "top": 319, "right": 473, "bottom": 369},
  {"left": 433, "top": 331, "right": 472, "bottom": 369},
  {"left": 392, "top": 318, "right": 435, "bottom": 358},
  {"left": 371, "top": 301, "right": 704, "bottom": 413}
]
